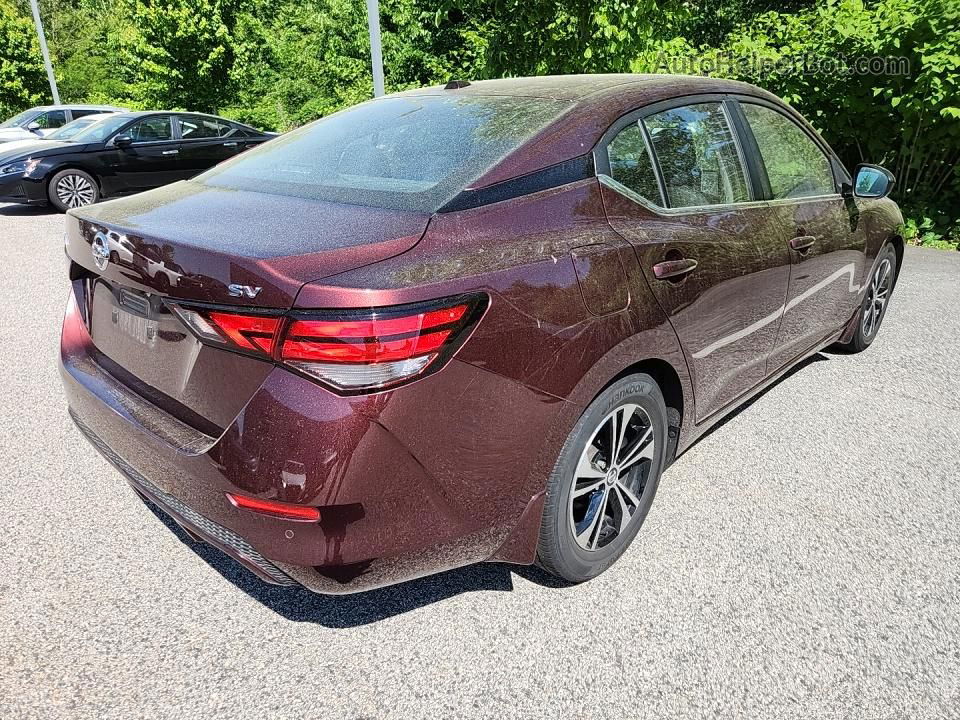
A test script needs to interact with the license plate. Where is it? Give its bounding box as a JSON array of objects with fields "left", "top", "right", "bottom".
[{"left": 111, "top": 306, "right": 158, "bottom": 346}]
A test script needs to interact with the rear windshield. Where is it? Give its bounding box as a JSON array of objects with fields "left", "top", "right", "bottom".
[{"left": 194, "top": 95, "right": 570, "bottom": 212}]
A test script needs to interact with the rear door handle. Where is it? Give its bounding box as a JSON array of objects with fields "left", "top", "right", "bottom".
[
  {"left": 161, "top": 149, "right": 179, "bottom": 155},
  {"left": 790, "top": 235, "right": 817, "bottom": 252},
  {"left": 223, "top": 142, "right": 238, "bottom": 147},
  {"left": 652, "top": 258, "right": 698, "bottom": 280}
]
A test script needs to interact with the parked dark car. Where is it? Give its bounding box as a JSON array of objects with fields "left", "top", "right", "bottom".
[
  {"left": 0, "top": 111, "right": 272, "bottom": 211},
  {"left": 60, "top": 75, "right": 903, "bottom": 594}
]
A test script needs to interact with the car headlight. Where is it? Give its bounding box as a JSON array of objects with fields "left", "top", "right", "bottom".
[{"left": 0, "top": 158, "right": 40, "bottom": 176}]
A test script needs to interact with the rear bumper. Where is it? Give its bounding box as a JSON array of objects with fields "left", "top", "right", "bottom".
[
  {"left": 60, "top": 288, "right": 561, "bottom": 594},
  {"left": 71, "top": 411, "right": 298, "bottom": 587}
]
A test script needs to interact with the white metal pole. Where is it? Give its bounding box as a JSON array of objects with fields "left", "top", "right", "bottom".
[
  {"left": 29, "top": 0, "right": 60, "bottom": 104},
  {"left": 365, "top": 0, "right": 385, "bottom": 97}
]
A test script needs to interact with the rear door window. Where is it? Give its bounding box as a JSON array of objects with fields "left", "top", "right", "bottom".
[
  {"left": 643, "top": 103, "right": 750, "bottom": 208},
  {"left": 178, "top": 116, "right": 230, "bottom": 140}
]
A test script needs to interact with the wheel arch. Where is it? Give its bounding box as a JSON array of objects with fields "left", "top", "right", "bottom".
[
  {"left": 888, "top": 233, "right": 904, "bottom": 275},
  {"left": 45, "top": 163, "right": 103, "bottom": 195},
  {"left": 601, "top": 357, "right": 686, "bottom": 463},
  {"left": 490, "top": 352, "right": 690, "bottom": 565}
]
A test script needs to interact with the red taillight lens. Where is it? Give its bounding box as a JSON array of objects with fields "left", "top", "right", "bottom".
[
  {"left": 169, "top": 294, "right": 486, "bottom": 393},
  {"left": 226, "top": 492, "right": 320, "bottom": 522},
  {"left": 207, "top": 311, "right": 280, "bottom": 354},
  {"left": 280, "top": 299, "right": 482, "bottom": 391},
  {"left": 169, "top": 305, "right": 281, "bottom": 358}
]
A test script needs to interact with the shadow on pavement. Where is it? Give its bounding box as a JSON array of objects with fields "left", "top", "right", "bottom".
[
  {"left": 138, "top": 351, "right": 830, "bottom": 626},
  {"left": 140, "top": 499, "right": 570, "bottom": 627},
  {"left": 0, "top": 203, "right": 59, "bottom": 216}
]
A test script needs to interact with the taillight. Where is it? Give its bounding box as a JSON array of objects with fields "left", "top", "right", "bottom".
[{"left": 168, "top": 294, "right": 487, "bottom": 394}]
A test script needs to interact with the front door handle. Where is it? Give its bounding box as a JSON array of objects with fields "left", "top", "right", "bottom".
[
  {"left": 161, "top": 149, "right": 179, "bottom": 155},
  {"left": 653, "top": 258, "right": 698, "bottom": 280},
  {"left": 223, "top": 142, "right": 238, "bottom": 147},
  {"left": 790, "top": 235, "right": 817, "bottom": 252}
]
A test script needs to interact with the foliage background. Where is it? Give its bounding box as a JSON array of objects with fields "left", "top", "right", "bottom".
[{"left": 1, "top": 0, "right": 958, "bottom": 247}]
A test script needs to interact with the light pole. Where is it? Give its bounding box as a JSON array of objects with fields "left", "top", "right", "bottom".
[
  {"left": 29, "top": 0, "right": 60, "bottom": 104},
  {"left": 365, "top": 0, "right": 385, "bottom": 97}
]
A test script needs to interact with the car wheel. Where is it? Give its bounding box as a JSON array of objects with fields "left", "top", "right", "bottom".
[
  {"left": 48, "top": 169, "right": 100, "bottom": 212},
  {"left": 109, "top": 251, "right": 119, "bottom": 264},
  {"left": 837, "top": 243, "right": 898, "bottom": 353},
  {"left": 154, "top": 273, "right": 171, "bottom": 292},
  {"left": 536, "top": 373, "right": 668, "bottom": 583}
]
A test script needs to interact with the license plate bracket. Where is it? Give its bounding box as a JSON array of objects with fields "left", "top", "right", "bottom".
[{"left": 111, "top": 305, "right": 158, "bottom": 346}]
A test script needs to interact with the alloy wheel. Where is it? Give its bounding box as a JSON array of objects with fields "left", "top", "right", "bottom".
[
  {"left": 56, "top": 174, "right": 96, "bottom": 208},
  {"left": 569, "top": 403, "right": 655, "bottom": 551},
  {"left": 862, "top": 257, "right": 892, "bottom": 339}
]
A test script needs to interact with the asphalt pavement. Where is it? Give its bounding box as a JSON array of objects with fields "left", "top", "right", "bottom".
[{"left": 1, "top": 202, "right": 958, "bottom": 719}]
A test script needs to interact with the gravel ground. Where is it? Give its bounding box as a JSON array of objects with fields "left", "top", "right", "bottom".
[{"left": 1, "top": 202, "right": 958, "bottom": 719}]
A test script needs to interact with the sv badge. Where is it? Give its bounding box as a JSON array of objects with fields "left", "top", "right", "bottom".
[{"left": 228, "top": 284, "right": 263, "bottom": 299}]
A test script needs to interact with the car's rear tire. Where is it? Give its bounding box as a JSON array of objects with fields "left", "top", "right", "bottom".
[
  {"left": 48, "top": 169, "right": 100, "bottom": 212},
  {"left": 536, "top": 373, "right": 668, "bottom": 583},
  {"left": 836, "top": 243, "right": 898, "bottom": 353}
]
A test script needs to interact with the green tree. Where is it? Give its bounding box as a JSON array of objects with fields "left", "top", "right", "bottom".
[
  {"left": 433, "top": 0, "right": 683, "bottom": 76},
  {"left": 115, "top": 0, "right": 238, "bottom": 112},
  {"left": 0, "top": 1, "right": 47, "bottom": 117}
]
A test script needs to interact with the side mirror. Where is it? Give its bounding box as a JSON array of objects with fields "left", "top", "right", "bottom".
[
  {"left": 114, "top": 135, "right": 133, "bottom": 148},
  {"left": 26, "top": 122, "right": 41, "bottom": 132},
  {"left": 854, "top": 163, "right": 895, "bottom": 199}
]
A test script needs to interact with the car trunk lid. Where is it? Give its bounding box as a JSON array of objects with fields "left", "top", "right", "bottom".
[{"left": 65, "top": 181, "right": 429, "bottom": 428}]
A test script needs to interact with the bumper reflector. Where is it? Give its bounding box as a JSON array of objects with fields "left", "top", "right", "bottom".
[{"left": 226, "top": 492, "right": 320, "bottom": 522}]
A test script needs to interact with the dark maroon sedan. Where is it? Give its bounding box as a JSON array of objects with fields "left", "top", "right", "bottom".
[{"left": 60, "top": 75, "right": 903, "bottom": 593}]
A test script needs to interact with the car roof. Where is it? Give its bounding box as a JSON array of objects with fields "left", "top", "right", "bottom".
[
  {"left": 400, "top": 73, "right": 766, "bottom": 102},
  {"left": 396, "top": 74, "right": 785, "bottom": 188},
  {"left": 32, "top": 104, "right": 126, "bottom": 111},
  {"left": 68, "top": 113, "right": 115, "bottom": 121},
  {"left": 105, "top": 110, "right": 258, "bottom": 126}
]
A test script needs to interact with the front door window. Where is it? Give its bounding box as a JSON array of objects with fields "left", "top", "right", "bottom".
[
  {"left": 35, "top": 110, "right": 67, "bottom": 129},
  {"left": 127, "top": 116, "right": 173, "bottom": 143},
  {"left": 740, "top": 104, "right": 835, "bottom": 199}
]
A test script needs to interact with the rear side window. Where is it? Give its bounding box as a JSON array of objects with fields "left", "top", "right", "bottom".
[
  {"left": 179, "top": 116, "right": 231, "bottom": 139},
  {"left": 72, "top": 109, "right": 103, "bottom": 119},
  {"left": 128, "top": 116, "right": 173, "bottom": 143},
  {"left": 644, "top": 103, "right": 749, "bottom": 208},
  {"left": 607, "top": 123, "right": 663, "bottom": 206},
  {"left": 741, "top": 104, "right": 835, "bottom": 199},
  {"left": 196, "top": 95, "right": 570, "bottom": 212}
]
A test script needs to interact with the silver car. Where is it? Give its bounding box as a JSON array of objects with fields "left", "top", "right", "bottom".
[{"left": 0, "top": 105, "right": 125, "bottom": 144}]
